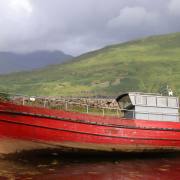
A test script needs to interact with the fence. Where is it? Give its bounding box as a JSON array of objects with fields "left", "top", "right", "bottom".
[
  {"left": 16, "top": 96, "right": 122, "bottom": 118},
  {"left": 0, "top": 92, "right": 179, "bottom": 121}
]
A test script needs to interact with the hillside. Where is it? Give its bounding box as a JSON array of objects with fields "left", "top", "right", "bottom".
[
  {"left": 0, "top": 32, "right": 180, "bottom": 96},
  {"left": 0, "top": 50, "right": 73, "bottom": 74}
]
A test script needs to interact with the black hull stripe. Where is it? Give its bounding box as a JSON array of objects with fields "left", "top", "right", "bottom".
[
  {"left": 0, "top": 118, "right": 180, "bottom": 142},
  {"left": 0, "top": 109, "right": 180, "bottom": 132}
]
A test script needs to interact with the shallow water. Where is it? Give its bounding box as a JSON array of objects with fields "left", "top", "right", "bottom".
[{"left": 1, "top": 152, "right": 180, "bottom": 180}]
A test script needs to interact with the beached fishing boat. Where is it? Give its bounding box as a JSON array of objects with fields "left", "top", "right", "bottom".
[{"left": 0, "top": 92, "right": 179, "bottom": 155}]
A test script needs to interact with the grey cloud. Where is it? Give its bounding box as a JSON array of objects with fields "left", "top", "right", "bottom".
[
  {"left": 0, "top": 0, "right": 180, "bottom": 55},
  {"left": 107, "top": 7, "right": 159, "bottom": 29},
  {"left": 168, "top": 0, "right": 180, "bottom": 16}
]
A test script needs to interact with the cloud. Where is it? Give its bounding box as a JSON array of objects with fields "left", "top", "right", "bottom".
[
  {"left": 168, "top": 0, "right": 180, "bottom": 16},
  {"left": 108, "top": 6, "right": 158, "bottom": 29},
  {"left": 0, "top": 0, "right": 179, "bottom": 55},
  {"left": 106, "top": 6, "right": 160, "bottom": 42}
]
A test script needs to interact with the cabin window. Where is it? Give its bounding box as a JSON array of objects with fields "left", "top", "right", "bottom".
[
  {"left": 147, "top": 96, "right": 156, "bottom": 106},
  {"left": 135, "top": 95, "right": 147, "bottom": 105},
  {"left": 168, "top": 98, "right": 178, "bottom": 108},
  {"left": 136, "top": 95, "right": 141, "bottom": 104},
  {"left": 142, "top": 96, "right": 147, "bottom": 105},
  {"left": 157, "top": 97, "right": 167, "bottom": 107}
]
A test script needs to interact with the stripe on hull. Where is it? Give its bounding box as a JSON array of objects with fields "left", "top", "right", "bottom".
[{"left": 1, "top": 113, "right": 180, "bottom": 141}]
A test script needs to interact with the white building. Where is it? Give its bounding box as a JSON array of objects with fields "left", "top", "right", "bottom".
[{"left": 116, "top": 92, "right": 179, "bottom": 122}]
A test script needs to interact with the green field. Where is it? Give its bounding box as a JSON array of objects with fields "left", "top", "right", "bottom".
[{"left": 0, "top": 32, "right": 180, "bottom": 96}]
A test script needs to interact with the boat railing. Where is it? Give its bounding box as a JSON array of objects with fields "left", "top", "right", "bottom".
[
  {"left": 60, "top": 102, "right": 180, "bottom": 121},
  {"left": 0, "top": 92, "right": 180, "bottom": 121}
]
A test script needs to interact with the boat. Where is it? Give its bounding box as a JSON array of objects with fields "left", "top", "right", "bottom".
[{"left": 0, "top": 92, "right": 179, "bottom": 155}]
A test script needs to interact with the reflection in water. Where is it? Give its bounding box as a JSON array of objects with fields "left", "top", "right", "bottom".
[{"left": 1, "top": 152, "right": 180, "bottom": 180}]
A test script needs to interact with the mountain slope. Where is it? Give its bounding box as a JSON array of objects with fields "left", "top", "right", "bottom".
[
  {"left": 0, "top": 50, "right": 73, "bottom": 74},
  {"left": 0, "top": 32, "right": 180, "bottom": 96}
]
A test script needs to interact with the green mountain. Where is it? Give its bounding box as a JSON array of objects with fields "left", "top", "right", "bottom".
[{"left": 0, "top": 32, "right": 180, "bottom": 96}]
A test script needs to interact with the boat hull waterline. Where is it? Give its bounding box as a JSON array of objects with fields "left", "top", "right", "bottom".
[{"left": 0, "top": 102, "right": 180, "bottom": 154}]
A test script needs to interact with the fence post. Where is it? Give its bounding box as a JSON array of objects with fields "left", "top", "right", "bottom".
[
  {"left": 117, "top": 109, "right": 119, "bottom": 117},
  {"left": 102, "top": 108, "right": 105, "bottom": 116},
  {"left": 22, "top": 97, "right": 25, "bottom": 105},
  {"left": 86, "top": 105, "right": 89, "bottom": 114},
  {"left": 65, "top": 101, "right": 68, "bottom": 111},
  {"left": 44, "top": 99, "right": 47, "bottom": 107}
]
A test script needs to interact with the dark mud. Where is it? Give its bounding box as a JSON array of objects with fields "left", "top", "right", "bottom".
[{"left": 0, "top": 151, "right": 180, "bottom": 180}]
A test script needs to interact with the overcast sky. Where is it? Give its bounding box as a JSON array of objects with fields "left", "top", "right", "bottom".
[{"left": 0, "top": 0, "right": 180, "bottom": 55}]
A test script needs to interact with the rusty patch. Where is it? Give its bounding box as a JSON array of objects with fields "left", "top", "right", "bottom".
[{"left": 105, "top": 128, "right": 119, "bottom": 135}]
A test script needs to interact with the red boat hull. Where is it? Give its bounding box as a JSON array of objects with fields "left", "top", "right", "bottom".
[{"left": 0, "top": 101, "right": 180, "bottom": 154}]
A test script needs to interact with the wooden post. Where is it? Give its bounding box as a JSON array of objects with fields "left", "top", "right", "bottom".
[
  {"left": 117, "top": 109, "right": 119, "bottom": 117},
  {"left": 44, "top": 99, "right": 47, "bottom": 107},
  {"left": 22, "top": 97, "right": 25, "bottom": 105},
  {"left": 65, "top": 101, "right": 68, "bottom": 111},
  {"left": 102, "top": 108, "right": 105, "bottom": 116}
]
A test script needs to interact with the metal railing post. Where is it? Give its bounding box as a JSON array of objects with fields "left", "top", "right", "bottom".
[
  {"left": 162, "top": 113, "right": 164, "bottom": 121},
  {"left": 133, "top": 110, "right": 135, "bottom": 119},
  {"left": 86, "top": 105, "right": 89, "bottom": 114}
]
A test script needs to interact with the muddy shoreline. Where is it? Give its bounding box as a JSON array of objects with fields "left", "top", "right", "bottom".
[{"left": 1, "top": 150, "right": 180, "bottom": 179}]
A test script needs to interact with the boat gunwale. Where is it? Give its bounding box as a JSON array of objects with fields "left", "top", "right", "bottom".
[{"left": 1, "top": 109, "right": 180, "bottom": 133}]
